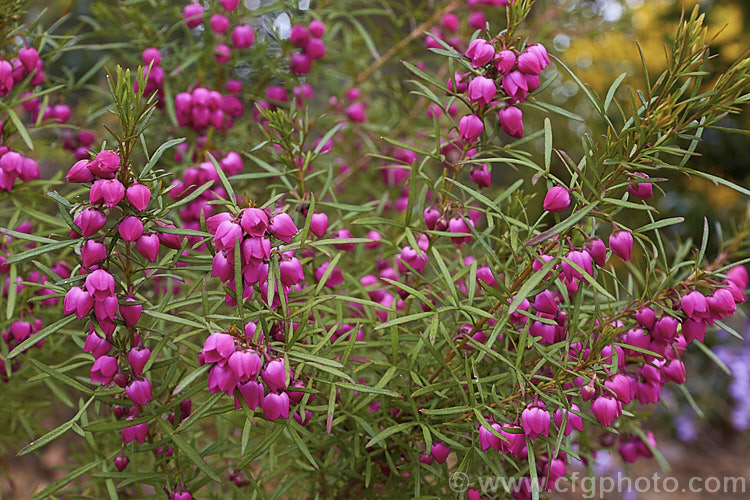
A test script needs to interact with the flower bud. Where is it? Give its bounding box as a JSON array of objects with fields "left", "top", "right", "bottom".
[
  {"left": 609, "top": 230, "right": 633, "bottom": 261},
  {"left": 459, "top": 114, "right": 483, "bottom": 142},
  {"left": 126, "top": 183, "right": 151, "bottom": 211},
  {"left": 543, "top": 186, "right": 570, "bottom": 212}
]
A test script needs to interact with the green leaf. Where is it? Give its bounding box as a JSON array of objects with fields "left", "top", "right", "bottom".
[
  {"left": 604, "top": 73, "right": 627, "bottom": 112},
  {"left": 0, "top": 100, "right": 34, "bottom": 150},
  {"left": 365, "top": 422, "right": 418, "bottom": 448},
  {"left": 7, "top": 315, "right": 77, "bottom": 359},
  {"left": 162, "top": 421, "right": 222, "bottom": 482}
]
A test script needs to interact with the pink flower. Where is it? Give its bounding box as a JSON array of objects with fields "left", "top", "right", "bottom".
[
  {"left": 231, "top": 25, "right": 255, "bottom": 49},
  {"left": 236, "top": 380, "right": 264, "bottom": 409},
  {"left": 315, "top": 262, "right": 345, "bottom": 288},
  {"left": 431, "top": 442, "right": 451, "bottom": 464},
  {"left": 220, "top": 0, "right": 239, "bottom": 11},
  {"left": 240, "top": 208, "right": 269, "bottom": 237},
  {"left": 521, "top": 402, "right": 550, "bottom": 438},
  {"left": 290, "top": 25, "right": 310, "bottom": 47},
  {"left": 459, "top": 114, "right": 484, "bottom": 142},
  {"left": 121, "top": 418, "right": 148, "bottom": 444},
  {"left": 306, "top": 39, "right": 326, "bottom": 60},
  {"left": 208, "top": 363, "right": 238, "bottom": 395},
  {"left": 213, "top": 220, "right": 243, "bottom": 250},
  {"left": 591, "top": 396, "right": 621, "bottom": 427},
  {"left": 346, "top": 103, "right": 366, "bottom": 122},
  {"left": 66, "top": 159, "right": 93, "bottom": 183},
  {"left": 228, "top": 350, "right": 262, "bottom": 382},
  {"left": 468, "top": 11, "right": 487, "bottom": 31},
  {"left": 90, "top": 355, "right": 118, "bottom": 384},
  {"left": 261, "top": 358, "right": 288, "bottom": 392},
  {"left": 136, "top": 233, "right": 160, "bottom": 262},
  {"left": 89, "top": 150, "right": 121, "bottom": 178},
  {"left": 279, "top": 257, "right": 304, "bottom": 287},
  {"left": 74, "top": 208, "right": 106, "bottom": 237},
  {"left": 81, "top": 239, "right": 107, "bottom": 268},
  {"left": 517, "top": 51, "right": 542, "bottom": 75},
  {"left": 118, "top": 216, "right": 144, "bottom": 243},
  {"left": 126, "top": 184, "right": 151, "bottom": 211},
  {"left": 142, "top": 47, "right": 161, "bottom": 66},
  {"left": 365, "top": 230, "right": 382, "bottom": 249},
  {"left": 210, "top": 14, "right": 230, "bottom": 33},
  {"left": 183, "top": 3, "right": 204, "bottom": 28},
  {"left": 128, "top": 347, "right": 151, "bottom": 375},
  {"left": 63, "top": 286, "right": 94, "bottom": 319},
  {"left": 627, "top": 173, "right": 653, "bottom": 199},
  {"left": 553, "top": 404, "right": 583, "bottom": 436},
  {"left": 126, "top": 378, "right": 153, "bottom": 405},
  {"left": 502, "top": 70, "right": 528, "bottom": 103},
  {"left": 309, "top": 20, "right": 326, "bottom": 38},
  {"left": 120, "top": 298, "right": 142, "bottom": 326},
  {"left": 609, "top": 230, "right": 633, "bottom": 261},
  {"left": 467, "top": 76, "right": 496, "bottom": 105},
  {"left": 498, "top": 106, "right": 523, "bottom": 138},
  {"left": 202, "top": 332, "right": 236, "bottom": 363},
  {"left": 262, "top": 391, "right": 290, "bottom": 420},
  {"left": 100, "top": 179, "right": 125, "bottom": 208},
  {"left": 543, "top": 186, "right": 570, "bottom": 212},
  {"left": 269, "top": 213, "right": 298, "bottom": 242},
  {"left": 465, "top": 39, "right": 495, "bottom": 68},
  {"left": 85, "top": 269, "right": 115, "bottom": 299},
  {"left": 584, "top": 238, "right": 607, "bottom": 267}
]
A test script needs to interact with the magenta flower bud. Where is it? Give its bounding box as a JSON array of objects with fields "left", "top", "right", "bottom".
[
  {"left": 465, "top": 38, "right": 495, "bottom": 68},
  {"left": 236, "top": 380, "right": 264, "bottom": 410},
  {"left": 279, "top": 257, "right": 305, "bottom": 287},
  {"left": 605, "top": 374, "right": 633, "bottom": 403},
  {"left": 135, "top": 233, "right": 160, "bottom": 262},
  {"left": 81, "top": 239, "right": 107, "bottom": 268},
  {"left": 211, "top": 251, "right": 233, "bottom": 282},
  {"left": 231, "top": 25, "right": 255, "bottom": 49},
  {"left": 591, "top": 396, "right": 621, "bottom": 427},
  {"left": 707, "top": 288, "right": 737, "bottom": 319},
  {"left": 89, "top": 150, "right": 121, "bottom": 178},
  {"left": 220, "top": 0, "right": 239, "bottom": 10},
  {"left": 128, "top": 347, "right": 151, "bottom": 375},
  {"left": 333, "top": 229, "right": 355, "bottom": 251},
  {"left": 262, "top": 391, "right": 290, "bottom": 420},
  {"left": 468, "top": 11, "right": 486, "bottom": 30},
  {"left": 627, "top": 172, "right": 653, "bottom": 199},
  {"left": 261, "top": 358, "right": 288, "bottom": 392},
  {"left": 63, "top": 286, "right": 94, "bottom": 319},
  {"left": 431, "top": 442, "right": 450, "bottom": 464},
  {"left": 584, "top": 238, "right": 607, "bottom": 267},
  {"left": 126, "top": 183, "right": 151, "bottom": 212},
  {"left": 636, "top": 380, "right": 661, "bottom": 404},
  {"left": 290, "top": 25, "right": 310, "bottom": 47},
  {"left": 228, "top": 350, "right": 262, "bottom": 382},
  {"left": 120, "top": 298, "right": 142, "bottom": 326},
  {"left": 289, "top": 52, "right": 311, "bottom": 74},
  {"left": 213, "top": 220, "right": 243, "bottom": 250},
  {"left": 477, "top": 266, "right": 499, "bottom": 288},
  {"left": 532, "top": 289, "right": 558, "bottom": 315},
  {"left": 118, "top": 216, "right": 144, "bottom": 243},
  {"left": 142, "top": 47, "right": 161, "bottom": 66},
  {"left": 90, "top": 355, "right": 118, "bottom": 384},
  {"left": 208, "top": 363, "right": 238, "bottom": 395},
  {"left": 662, "top": 359, "right": 686, "bottom": 384},
  {"left": 634, "top": 306, "right": 656, "bottom": 330},
  {"left": 240, "top": 208, "right": 269, "bottom": 237},
  {"left": 83, "top": 332, "right": 112, "bottom": 358},
  {"left": 269, "top": 213, "right": 298, "bottom": 242},
  {"left": 315, "top": 262, "right": 345, "bottom": 288},
  {"left": 419, "top": 454, "right": 434, "bottom": 465},
  {"left": 99, "top": 179, "right": 125, "bottom": 208},
  {"left": 517, "top": 51, "right": 542, "bottom": 75},
  {"left": 126, "top": 378, "right": 153, "bottom": 405},
  {"left": 210, "top": 14, "right": 230, "bottom": 34},
  {"left": 478, "top": 423, "right": 502, "bottom": 451},
  {"left": 94, "top": 295, "right": 118, "bottom": 321},
  {"left": 681, "top": 291, "right": 708, "bottom": 320},
  {"left": 310, "top": 212, "right": 328, "bottom": 237},
  {"left": 502, "top": 70, "right": 528, "bottom": 103},
  {"left": 18, "top": 47, "right": 39, "bottom": 72},
  {"left": 467, "top": 76, "right": 496, "bottom": 105},
  {"left": 498, "top": 106, "right": 524, "bottom": 139},
  {"left": 543, "top": 186, "right": 570, "bottom": 212},
  {"left": 114, "top": 454, "right": 129, "bottom": 472},
  {"left": 726, "top": 265, "right": 749, "bottom": 290},
  {"left": 74, "top": 208, "right": 106, "bottom": 238},
  {"left": 309, "top": 19, "right": 325, "bottom": 38},
  {"left": 521, "top": 402, "right": 550, "bottom": 438},
  {"left": 241, "top": 236, "right": 270, "bottom": 264},
  {"left": 440, "top": 12, "right": 459, "bottom": 31},
  {"left": 214, "top": 44, "right": 231, "bottom": 64},
  {"left": 346, "top": 102, "right": 366, "bottom": 122},
  {"left": 85, "top": 269, "right": 115, "bottom": 299},
  {"left": 66, "top": 159, "right": 94, "bottom": 183},
  {"left": 527, "top": 43, "right": 550, "bottom": 69},
  {"left": 202, "top": 332, "right": 236, "bottom": 363},
  {"left": 448, "top": 216, "right": 472, "bottom": 245},
  {"left": 423, "top": 207, "right": 441, "bottom": 230},
  {"left": 609, "top": 230, "right": 633, "bottom": 261},
  {"left": 121, "top": 418, "right": 148, "bottom": 444},
  {"left": 183, "top": 3, "right": 204, "bottom": 28},
  {"left": 459, "top": 114, "right": 484, "bottom": 142},
  {"left": 553, "top": 404, "right": 583, "bottom": 436},
  {"left": 681, "top": 318, "right": 706, "bottom": 344},
  {"left": 365, "top": 230, "right": 382, "bottom": 249}
]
